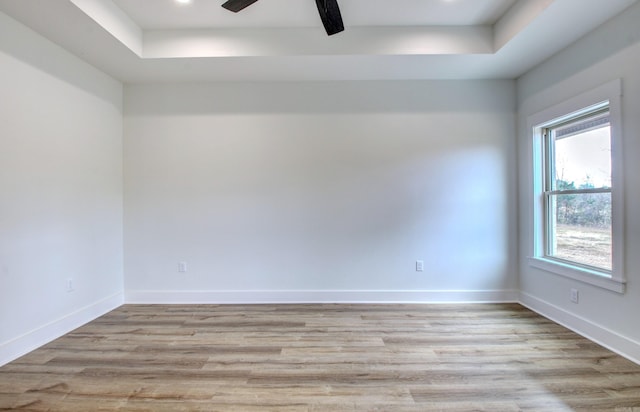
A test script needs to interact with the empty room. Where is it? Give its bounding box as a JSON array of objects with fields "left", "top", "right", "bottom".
[{"left": 1, "top": 0, "right": 639, "bottom": 410}]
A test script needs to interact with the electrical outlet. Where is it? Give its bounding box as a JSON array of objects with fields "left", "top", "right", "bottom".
[
  {"left": 178, "top": 261, "right": 188, "bottom": 273},
  {"left": 570, "top": 288, "right": 579, "bottom": 304},
  {"left": 416, "top": 260, "right": 424, "bottom": 272},
  {"left": 66, "top": 278, "right": 74, "bottom": 293}
]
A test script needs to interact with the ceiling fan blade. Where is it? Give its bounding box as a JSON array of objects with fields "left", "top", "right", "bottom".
[
  {"left": 221, "top": 0, "right": 260, "bottom": 13},
  {"left": 315, "top": 0, "right": 344, "bottom": 36}
]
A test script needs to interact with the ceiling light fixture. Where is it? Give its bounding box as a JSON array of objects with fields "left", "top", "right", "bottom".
[{"left": 176, "top": 0, "right": 192, "bottom": 4}]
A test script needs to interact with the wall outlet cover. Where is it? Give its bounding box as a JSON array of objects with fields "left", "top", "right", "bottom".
[{"left": 570, "top": 288, "right": 579, "bottom": 303}]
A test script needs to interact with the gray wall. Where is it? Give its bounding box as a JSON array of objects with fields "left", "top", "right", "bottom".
[
  {"left": 124, "top": 80, "right": 518, "bottom": 303},
  {"left": 0, "top": 11, "right": 124, "bottom": 365},
  {"left": 517, "top": 1, "right": 640, "bottom": 362}
]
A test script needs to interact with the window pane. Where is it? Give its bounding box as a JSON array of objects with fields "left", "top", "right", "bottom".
[
  {"left": 548, "top": 192, "right": 612, "bottom": 270},
  {"left": 554, "top": 125, "right": 611, "bottom": 190}
]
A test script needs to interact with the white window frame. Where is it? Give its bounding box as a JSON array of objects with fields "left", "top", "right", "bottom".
[{"left": 528, "top": 79, "right": 625, "bottom": 293}]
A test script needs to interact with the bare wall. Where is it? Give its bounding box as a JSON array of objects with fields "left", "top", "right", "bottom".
[
  {"left": 0, "top": 11, "right": 124, "bottom": 365},
  {"left": 517, "top": 2, "right": 640, "bottom": 361},
  {"left": 124, "top": 80, "right": 517, "bottom": 303}
]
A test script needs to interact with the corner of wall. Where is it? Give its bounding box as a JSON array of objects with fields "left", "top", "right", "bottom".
[{"left": 0, "top": 292, "right": 123, "bottom": 367}]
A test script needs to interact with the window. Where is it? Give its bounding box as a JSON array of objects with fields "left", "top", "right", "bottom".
[
  {"left": 529, "top": 80, "right": 625, "bottom": 293},
  {"left": 543, "top": 106, "right": 612, "bottom": 270}
]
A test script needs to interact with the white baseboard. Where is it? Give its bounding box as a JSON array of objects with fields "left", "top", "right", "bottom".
[
  {"left": 519, "top": 292, "right": 640, "bottom": 365},
  {"left": 4, "top": 290, "right": 638, "bottom": 368},
  {"left": 0, "top": 292, "right": 124, "bottom": 367},
  {"left": 125, "top": 289, "right": 519, "bottom": 304}
]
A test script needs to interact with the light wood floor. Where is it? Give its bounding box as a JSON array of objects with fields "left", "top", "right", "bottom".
[{"left": 1, "top": 303, "right": 640, "bottom": 411}]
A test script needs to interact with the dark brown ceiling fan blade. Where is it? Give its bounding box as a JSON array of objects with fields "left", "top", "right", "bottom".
[
  {"left": 221, "top": 0, "right": 260, "bottom": 13},
  {"left": 222, "top": 0, "right": 344, "bottom": 36},
  {"left": 315, "top": 0, "right": 344, "bottom": 36}
]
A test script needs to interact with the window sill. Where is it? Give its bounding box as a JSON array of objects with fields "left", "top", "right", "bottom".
[{"left": 528, "top": 257, "right": 625, "bottom": 294}]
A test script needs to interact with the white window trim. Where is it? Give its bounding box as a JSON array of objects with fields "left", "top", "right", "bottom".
[{"left": 528, "top": 79, "right": 625, "bottom": 294}]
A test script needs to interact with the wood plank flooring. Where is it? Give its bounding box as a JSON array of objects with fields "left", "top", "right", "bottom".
[{"left": 1, "top": 303, "right": 640, "bottom": 411}]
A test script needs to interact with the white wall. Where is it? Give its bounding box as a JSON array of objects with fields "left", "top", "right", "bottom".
[
  {"left": 517, "top": 2, "right": 640, "bottom": 362},
  {"left": 124, "top": 80, "right": 517, "bottom": 303},
  {"left": 0, "top": 11, "right": 124, "bottom": 365}
]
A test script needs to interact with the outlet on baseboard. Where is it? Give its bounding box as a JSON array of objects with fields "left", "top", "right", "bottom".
[{"left": 570, "top": 288, "right": 579, "bottom": 304}]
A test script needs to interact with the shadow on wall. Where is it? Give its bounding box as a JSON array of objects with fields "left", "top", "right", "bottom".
[
  {"left": 518, "top": 1, "right": 640, "bottom": 99},
  {"left": 0, "top": 10, "right": 121, "bottom": 107},
  {"left": 124, "top": 80, "right": 515, "bottom": 116}
]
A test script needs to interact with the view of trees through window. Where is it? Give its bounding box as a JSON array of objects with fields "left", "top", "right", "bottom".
[
  {"left": 552, "top": 191, "right": 612, "bottom": 270},
  {"left": 547, "top": 119, "right": 612, "bottom": 270}
]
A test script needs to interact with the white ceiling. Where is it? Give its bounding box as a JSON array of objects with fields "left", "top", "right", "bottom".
[
  {"left": 0, "top": 0, "right": 637, "bottom": 83},
  {"left": 110, "top": 0, "right": 517, "bottom": 29}
]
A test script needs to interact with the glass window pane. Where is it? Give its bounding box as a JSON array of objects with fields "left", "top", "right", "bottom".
[
  {"left": 548, "top": 192, "right": 612, "bottom": 270},
  {"left": 554, "top": 125, "right": 611, "bottom": 190}
]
